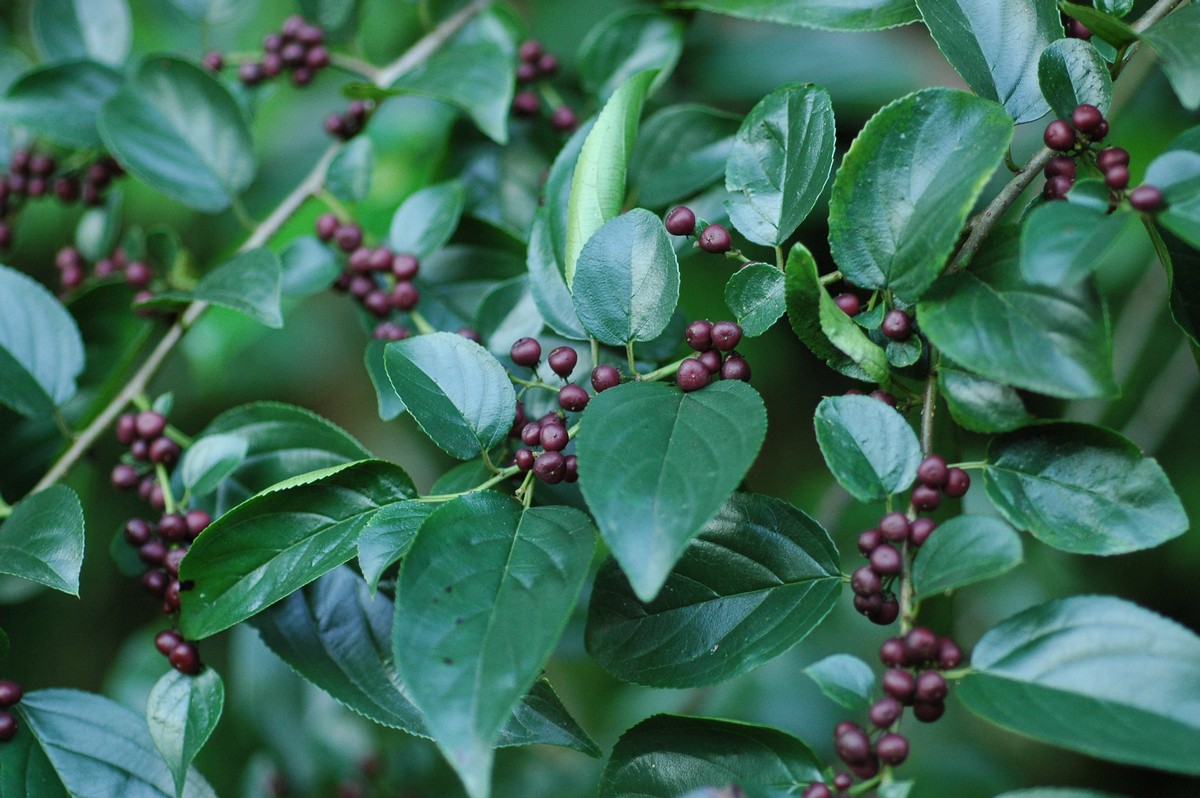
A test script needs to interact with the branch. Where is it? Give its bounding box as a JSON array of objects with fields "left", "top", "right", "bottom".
[{"left": 1133, "top": 0, "right": 1189, "bottom": 32}]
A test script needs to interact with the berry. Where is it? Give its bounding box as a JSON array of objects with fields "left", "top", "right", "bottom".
[
  {"left": 1043, "top": 175, "right": 1073, "bottom": 200},
  {"left": 0, "top": 711, "right": 17, "bottom": 742},
  {"left": 510, "top": 337, "right": 541, "bottom": 368},
  {"left": 710, "top": 321, "right": 742, "bottom": 352},
  {"left": 238, "top": 62, "right": 266, "bottom": 86},
  {"left": 512, "top": 91, "right": 540, "bottom": 117},
  {"left": 909, "top": 517, "right": 936, "bottom": 547},
  {"left": 367, "top": 247, "right": 393, "bottom": 273},
  {"left": 834, "top": 727, "right": 871, "bottom": 764},
  {"left": 1066, "top": 18, "right": 1092, "bottom": 40},
  {"left": 155, "top": 630, "right": 183, "bottom": 656},
  {"left": 937, "top": 637, "right": 964, "bottom": 669},
  {"left": 1104, "top": 165, "right": 1129, "bottom": 190},
  {"left": 142, "top": 569, "right": 169, "bottom": 598},
  {"left": 124, "top": 518, "right": 153, "bottom": 546},
  {"left": 1088, "top": 120, "right": 1109, "bottom": 141},
  {"left": 306, "top": 47, "right": 331, "bottom": 69},
  {"left": 112, "top": 464, "right": 139, "bottom": 490},
  {"left": 869, "top": 697, "right": 902, "bottom": 728},
  {"left": 163, "top": 579, "right": 182, "bottom": 612},
  {"left": 1044, "top": 156, "right": 1076, "bottom": 180},
  {"left": 514, "top": 448, "right": 534, "bottom": 472},
  {"left": 850, "top": 756, "right": 881, "bottom": 780},
  {"left": 916, "top": 671, "right": 948, "bottom": 702},
  {"left": 521, "top": 423, "right": 542, "bottom": 447},
  {"left": 130, "top": 439, "right": 150, "bottom": 461},
  {"left": 537, "top": 53, "right": 559, "bottom": 78},
  {"left": 564, "top": 454, "right": 579, "bottom": 483},
  {"left": 917, "top": 454, "right": 948, "bottom": 487},
  {"left": 834, "top": 773, "right": 853, "bottom": 791},
  {"left": 518, "top": 40, "right": 543, "bottom": 63},
  {"left": 550, "top": 106, "right": 578, "bottom": 132},
  {"left": 698, "top": 349, "right": 723, "bottom": 374},
  {"left": 389, "top": 281, "right": 420, "bottom": 311},
  {"left": 698, "top": 224, "right": 732, "bottom": 254},
  {"left": 516, "top": 61, "right": 538, "bottom": 82},
  {"left": 1044, "top": 119, "right": 1075, "bottom": 151},
  {"left": 905, "top": 627, "right": 939, "bottom": 663},
  {"left": 664, "top": 206, "right": 696, "bottom": 236},
  {"left": 880, "top": 637, "right": 907, "bottom": 667},
  {"left": 591, "top": 365, "right": 621, "bottom": 392},
  {"left": 851, "top": 566, "right": 882, "bottom": 596},
  {"left": 869, "top": 544, "right": 901, "bottom": 576},
  {"left": 801, "top": 785, "right": 831, "bottom": 798},
  {"left": 203, "top": 51, "right": 224, "bottom": 71},
  {"left": 1129, "top": 185, "right": 1165, "bottom": 212},
  {"left": 720, "top": 355, "right": 751, "bottom": 382},
  {"left": 911, "top": 484, "right": 942, "bottom": 511},
  {"left": 882, "top": 668, "right": 916, "bottom": 704},
  {"left": 913, "top": 700, "right": 946, "bottom": 723},
  {"left": 558, "top": 384, "right": 589, "bottom": 412},
  {"left": 878, "top": 512, "right": 910, "bottom": 543},
  {"left": 943, "top": 467, "right": 971, "bottom": 498},
  {"left": 833, "top": 293, "right": 860, "bottom": 316},
  {"left": 533, "top": 451, "right": 566, "bottom": 484},
  {"left": 125, "top": 261, "right": 153, "bottom": 289},
  {"left": 1071, "top": 104, "right": 1104, "bottom": 135},
  {"left": 170, "top": 642, "right": 202, "bottom": 675},
  {"left": 676, "top": 358, "right": 709, "bottom": 392},
  {"left": 871, "top": 597, "right": 899, "bottom": 625},
  {"left": 548, "top": 346, "right": 578, "bottom": 378},
  {"left": 135, "top": 411, "right": 168, "bottom": 440},
  {"left": 334, "top": 224, "right": 363, "bottom": 252},
  {"left": 0, "top": 681, "right": 23, "bottom": 708},
  {"left": 539, "top": 423, "right": 569, "bottom": 453},
  {"left": 1096, "top": 147, "right": 1129, "bottom": 171},
  {"left": 834, "top": 721, "right": 862, "bottom": 738},
  {"left": 854, "top": 592, "right": 883, "bottom": 616},
  {"left": 876, "top": 733, "right": 909, "bottom": 766},
  {"left": 373, "top": 322, "right": 409, "bottom": 341},
  {"left": 391, "top": 253, "right": 420, "bottom": 280},
  {"left": 870, "top": 390, "right": 897, "bottom": 407},
  {"left": 185, "top": 509, "right": 211, "bottom": 539},
  {"left": 149, "top": 437, "right": 181, "bottom": 466},
  {"left": 139, "top": 540, "right": 167, "bottom": 566},
  {"left": 158, "top": 513, "right": 187, "bottom": 543},
  {"left": 857, "top": 528, "right": 883, "bottom": 556},
  {"left": 684, "top": 320, "right": 714, "bottom": 352},
  {"left": 881, "top": 309, "right": 912, "bottom": 340},
  {"left": 165, "top": 547, "right": 188, "bottom": 577}
]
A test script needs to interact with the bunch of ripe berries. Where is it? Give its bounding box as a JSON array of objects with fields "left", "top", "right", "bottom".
[
  {"left": 54, "top": 245, "right": 155, "bottom": 297},
  {"left": 0, "top": 150, "right": 123, "bottom": 249},
  {"left": 801, "top": 628, "right": 965, "bottom": 797},
  {"left": 664, "top": 205, "right": 733, "bottom": 255},
  {"left": 678, "top": 319, "right": 750, "bottom": 392},
  {"left": 110, "top": 410, "right": 207, "bottom": 675},
  {"left": 508, "top": 338, "right": 597, "bottom": 485},
  {"left": 1042, "top": 103, "right": 1165, "bottom": 212},
  {"left": 831, "top": 292, "right": 916, "bottom": 350},
  {"left": 218, "top": 15, "right": 331, "bottom": 88},
  {"left": 0, "top": 680, "right": 22, "bottom": 743},
  {"left": 510, "top": 40, "right": 578, "bottom": 133}
]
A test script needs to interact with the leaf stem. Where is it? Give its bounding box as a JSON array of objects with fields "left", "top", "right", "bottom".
[
  {"left": 848, "top": 773, "right": 882, "bottom": 796},
  {"left": 155, "top": 464, "right": 177, "bottom": 515},
  {"left": 639, "top": 356, "right": 686, "bottom": 382},
  {"left": 410, "top": 309, "right": 436, "bottom": 335},
  {"left": 947, "top": 459, "right": 988, "bottom": 471},
  {"left": 774, "top": 245, "right": 785, "bottom": 271},
  {"left": 626, "top": 341, "right": 638, "bottom": 377},
  {"left": 416, "top": 465, "right": 520, "bottom": 502},
  {"left": 329, "top": 53, "right": 380, "bottom": 82},
  {"left": 315, "top": 187, "right": 355, "bottom": 222}
]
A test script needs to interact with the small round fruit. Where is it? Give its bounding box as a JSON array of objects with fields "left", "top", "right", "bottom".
[
  {"left": 1044, "top": 155, "right": 1076, "bottom": 180},
  {"left": 135, "top": 411, "right": 168, "bottom": 440},
  {"left": 909, "top": 517, "right": 937, "bottom": 547},
  {"left": 664, "top": 206, "right": 696, "bottom": 236},
  {"left": 1096, "top": 147, "right": 1129, "bottom": 171},
  {"left": 857, "top": 529, "right": 884, "bottom": 556},
  {"left": 938, "top": 637, "right": 964, "bottom": 669},
  {"left": 876, "top": 733, "right": 909, "bottom": 766},
  {"left": 916, "top": 671, "right": 949, "bottom": 702},
  {"left": 710, "top": 321, "right": 742, "bottom": 352},
  {"left": 911, "top": 484, "right": 942, "bottom": 512},
  {"left": 154, "top": 630, "right": 183, "bottom": 656},
  {"left": 547, "top": 346, "right": 578, "bottom": 378},
  {"left": 871, "top": 597, "right": 900, "bottom": 625},
  {"left": 698, "top": 349, "right": 723, "bottom": 374},
  {"left": 0, "top": 681, "right": 22, "bottom": 708},
  {"left": 720, "top": 355, "right": 751, "bottom": 382},
  {"left": 881, "top": 309, "right": 912, "bottom": 341},
  {"left": 514, "top": 448, "right": 534, "bottom": 472},
  {"left": 591, "top": 365, "right": 621, "bottom": 392},
  {"left": 869, "top": 697, "right": 902, "bottom": 728},
  {"left": 882, "top": 668, "right": 917, "bottom": 704},
  {"left": 905, "top": 627, "right": 939, "bottom": 663},
  {"left": 558, "top": 384, "right": 589, "bottom": 412},
  {"left": 943, "top": 467, "right": 971, "bottom": 498},
  {"left": 539, "top": 424, "right": 569, "bottom": 452},
  {"left": 833, "top": 293, "right": 860, "bottom": 316},
  {"left": 510, "top": 337, "right": 541, "bottom": 368},
  {"left": 698, "top": 224, "right": 732, "bottom": 254},
  {"left": 869, "top": 544, "right": 902, "bottom": 576},
  {"left": 913, "top": 700, "right": 946, "bottom": 723},
  {"left": 533, "top": 451, "right": 566, "bottom": 484},
  {"left": 878, "top": 512, "right": 910, "bottom": 543},
  {"left": 834, "top": 727, "right": 871, "bottom": 765},
  {"left": 1044, "top": 119, "right": 1075, "bottom": 151},
  {"left": 684, "top": 320, "right": 714, "bottom": 352},
  {"left": 1104, "top": 165, "right": 1130, "bottom": 190},
  {"left": 676, "top": 359, "right": 709, "bottom": 392},
  {"left": 1129, "top": 185, "right": 1166, "bottom": 212},
  {"left": 851, "top": 566, "right": 882, "bottom": 596},
  {"left": 1071, "top": 104, "right": 1104, "bottom": 135},
  {"left": 879, "top": 637, "right": 907, "bottom": 667},
  {"left": 0, "top": 711, "right": 17, "bottom": 742},
  {"left": 169, "top": 642, "right": 202, "bottom": 675},
  {"left": 917, "top": 454, "right": 948, "bottom": 487}
]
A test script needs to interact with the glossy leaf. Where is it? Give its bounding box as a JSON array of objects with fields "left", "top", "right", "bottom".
[
  {"left": 356, "top": 499, "right": 432, "bottom": 592},
  {"left": 1038, "top": 38, "right": 1113, "bottom": 119},
  {"left": 0, "top": 486, "right": 84, "bottom": 596},
  {"left": 829, "top": 88, "right": 1013, "bottom": 303},
  {"left": 916, "top": 0, "right": 1059, "bottom": 123},
  {"left": 99, "top": 56, "right": 255, "bottom": 213},
  {"left": 725, "top": 263, "right": 786, "bottom": 337},
  {"left": 938, "top": 366, "right": 1032, "bottom": 433},
  {"left": 475, "top": 276, "right": 545, "bottom": 356},
  {"left": 566, "top": 70, "right": 657, "bottom": 284},
  {"left": 1141, "top": 4, "right": 1200, "bottom": 110},
  {"left": 599, "top": 715, "right": 823, "bottom": 798},
  {"left": 75, "top": 191, "right": 123, "bottom": 262},
  {"left": 392, "top": 493, "right": 595, "bottom": 798},
  {"left": 813, "top": 395, "right": 920, "bottom": 502},
  {"left": 958, "top": 596, "right": 1200, "bottom": 774},
  {"left": 1058, "top": 2, "right": 1139, "bottom": 48},
  {"left": 571, "top": 209, "right": 680, "bottom": 345},
  {"left": 0, "top": 718, "right": 68, "bottom": 798},
  {"left": 804, "top": 654, "right": 875, "bottom": 710},
  {"left": 179, "top": 459, "right": 417, "bottom": 639},
  {"left": 325, "top": 137, "right": 372, "bottom": 203},
  {"left": 364, "top": 341, "right": 405, "bottom": 421},
  {"left": 577, "top": 381, "right": 768, "bottom": 602},
  {"left": 31, "top": 0, "right": 131, "bottom": 66},
  {"left": 0, "top": 61, "right": 122, "bottom": 148},
  {"left": 528, "top": 214, "right": 587, "bottom": 341},
  {"left": 918, "top": 229, "right": 1117, "bottom": 399},
  {"left": 19, "top": 689, "right": 216, "bottom": 797},
  {"left": 725, "top": 84, "right": 836, "bottom": 246},
  {"left": 1020, "top": 202, "right": 1136, "bottom": 286},
  {"left": 1145, "top": 150, "right": 1200, "bottom": 250},
  {"left": 911, "top": 515, "right": 1022, "bottom": 595},
  {"left": 383, "top": 332, "right": 516, "bottom": 460},
  {"left": 578, "top": 8, "right": 685, "bottom": 101},
  {"left": 279, "top": 237, "right": 341, "bottom": 298},
  {"left": 630, "top": 104, "right": 740, "bottom": 208},
  {"left": 180, "top": 433, "right": 248, "bottom": 497},
  {"left": 297, "top": 0, "right": 357, "bottom": 31},
  {"left": 145, "top": 248, "right": 283, "bottom": 328},
  {"left": 388, "top": 182, "right": 466, "bottom": 260},
  {"left": 984, "top": 423, "right": 1187, "bottom": 555},
  {"left": 146, "top": 669, "right": 224, "bottom": 798},
  {"left": 664, "top": 0, "right": 920, "bottom": 31},
  {"left": 1155, "top": 226, "right": 1200, "bottom": 347},
  {"left": 586, "top": 493, "right": 840, "bottom": 687},
  {"left": 0, "top": 265, "right": 86, "bottom": 417}
]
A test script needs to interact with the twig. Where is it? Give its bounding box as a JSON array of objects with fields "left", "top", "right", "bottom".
[
  {"left": 376, "top": 0, "right": 489, "bottom": 87},
  {"left": 1132, "top": 0, "right": 1189, "bottom": 32}
]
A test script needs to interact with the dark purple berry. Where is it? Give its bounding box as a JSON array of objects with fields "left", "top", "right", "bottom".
[
  {"left": 698, "top": 349, "right": 723, "bottom": 374},
  {"left": 142, "top": 569, "right": 169, "bottom": 598},
  {"left": 520, "top": 423, "right": 542, "bottom": 447},
  {"left": 238, "top": 62, "right": 266, "bottom": 86},
  {"left": 1044, "top": 119, "right": 1075, "bottom": 151},
  {"left": 685, "top": 320, "right": 714, "bottom": 351},
  {"left": 510, "top": 337, "right": 541, "bottom": 368},
  {"left": 834, "top": 727, "right": 871, "bottom": 765},
  {"left": 833, "top": 773, "right": 853, "bottom": 791},
  {"left": 518, "top": 40, "right": 543, "bottom": 63},
  {"left": 349, "top": 247, "right": 374, "bottom": 273},
  {"left": 850, "top": 756, "right": 881, "bottom": 780},
  {"left": 876, "top": 733, "right": 909, "bottom": 765},
  {"left": 801, "top": 784, "right": 832, "bottom": 798},
  {"left": 516, "top": 61, "right": 538, "bottom": 82},
  {"left": 833, "top": 293, "right": 860, "bottom": 316},
  {"left": 882, "top": 668, "right": 916, "bottom": 704},
  {"left": 870, "top": 390, "right": 897, "bottom": 407},
  {"left": 170, "top": 642, "right": 202, "bottom": 675},
  {"left": 533, "top": 451, "right": 566, "bottom": 484},
  {"left": 389, "top": 282, "right": 420, "bottom": 311},
  {"left": 164, "top": 547, "right": 188, "bottom": 577},
  {"left": 1096, "top": 147, "right": 1130, "bottom": 171},
  {"left": 112, "top": 464, "right": 139, "bottom": 490},
  {"left": 347, "top": 275, "right": 374, "bottom": 298},
  {"left": 913, "top": 700, "right": 945, "bottom": 723},
  {"left": 937, "top": 637, "right": 964, "bottom": 669},
  {"left": 911, "top": 483, "right": 942, "bottom": 511},
  {"left": 943, "top": 467, "right": 970, "bottom": 498},
  {"left": 1129, "top": 184, "right": 1165, "bottom": 212},
  {"left": 720, "top": 355, "right": 751, "bottom": 382},
  {"left": 334, "top": 224, "right": 363, "bottom": 252},
  {"left": 664, "top": 206, "right": 696, "bottom": 236},
  {"left": 149, "top": 437, "right": 181, "bottom": 466},
  {"left": 367, "top": 247, "right": 393, "bottom": 272},
  {"left": 909, "top": 517, "right": 936, "bottom": 547},
  {"left": 871, "top": 597, "right": 899, "bottom": 625},
  {"left": 158, "top": 513, "right": 187, "bottom": 543},
  {"left": 1044, "top": 155, "right": 1076, "bottom": 180},
  {"left": 325, "top": 114, "right": 349, "bottom": 138},
  {"left": 880, "top": 637, "right": 907, "bottom": 667},
  {"left": 564, "top": 454, "right": 579, "bottom": 483},
  {"left": 514, "top": 448, "right": 534, "bottom": 472},
  {"left": 1043, "top": 174, "right": 1073, "bottom": 201},
  {"left": 869, "top": 544, "right": 902, "bottom": 576},
  {"left": 1071, "top": 104, "right": 1104, "bottom": 135},
  {"left": 1104, "top": 165, "right": 1129, "bottom": 190},
  {"left": 373, "top": 322, "right": 409, "bottom": 341},
  {"left": 391, "top": 253, "right": 420, "bottom": 280},
  {"left": 916, "top": 671, "right": 948, "bottom": 703},
  {"left": 881, "top": 309, "right": 912, "bottom": 340},
  {"left": 857, "top": 528, "right": 883, "bottom": 556},
  {"left": 878, "top": 512, "right": 910, "bottom": 543},
  {"left": 537, "top": 53, "right": 559, "bottom": 77},
  {"left": 1088, "top": 119, "right": 1109, "bottom": 141},
  {"left": 185, "top": 510, "right": 211, "bottom": 539},
  {"left": 203, "top": 51, "right": 224, "bottom": 71},
  {"left": 306, "top": 46, "right": 330, "bottom": 70},
  {"left": 550, "top": 106, "right": 578, "bottom": 132},
  {"left": 698, "top": 223, "right": 732, "bottom": 254},
  {"left": 917, "top": 454, "right": 948, "bottom": 488},
  {"left": 854, "top": 592, "right": 883, "bottom": 616},
  {"left": 0, "top": 681, "right": 23, "bottom": 708},
  {"left": 558, "top": 384, "right": 589, "bottom": 412},
  {"left": 869, "top": 697, "right": 902, "bottom": 728},
  {"left": 290, "top": 67, "right": 314, "bottom": 87},
  {"left": 539, "top": 424, "right": 569, "bottom": 452},
  {"left": 905, "top": 627, "right": 939, "bottom": 663},
  {"left": 155, "top": 630, "right": 183, "bottom": 656},
  {"left": 139, "top": 540, "right": 168, "bottom": 566},
  {"left": 1066, "top": 18, "right": 1092, "bottom": 40},
  {"left": 135, "top": 411, "right": 167, "bottom": 440},
  {"left": 125, "top": 261, "right": 153, "bottom": 289},
  {"left": 676, "top": 358, "right": 709, "bottom": 392},
  {"left": 0, "top": 711, "right": 17, "bottom": 742},
  {"left": 834, "top": 721, "right": 861, "bottom": 738},
  {"left": 124, "top": 518, "right": 153, "bottom": 546},
  {"left": 710, "top": 321, "right": 742, "bottom": 352},
  {"left": 163, "top": 579, "right": 182, "bottom": 613},
  {"left": 591, "top": 365, "right": 621, "bottom": 392},
  {"left": 315, "top": 213, "right": 338, "bottom": 241},
  {"left": 130, "top": 438, "right": 150, "bottom": 461},
  {"left": 548, "top": 346, "right": 578, "bottom": 378},
  {"left": 851, "top": 566, "right": 882, "bottom": 596},
  {"left": 512, "top": 91, "right": 539, "bottom": 117}
]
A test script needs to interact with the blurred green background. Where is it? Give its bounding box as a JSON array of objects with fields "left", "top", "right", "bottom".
[{"left": 0, "top": 1, "right": 1197, "bottom": 796}]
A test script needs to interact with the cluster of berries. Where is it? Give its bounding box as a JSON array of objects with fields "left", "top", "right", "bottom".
[
  {"left": 1042, "top": 104, "right": 1165, "bottom": 211},
  {"left": 0, "top": 151, "right": 123, "bottom": 248},
  {"left": 0, "top": 680, "right": 22, "bottom": 743},
  {"left": 110, "top": 410, "right": 208, "bottom": 675},
  {"left": 55, "top": 245, "right": 155, "bottom": 298},
  {"left": 677, "top": 320, "right": 750, "bottom": 392},
  {"left": 318, "top": 214, "right": 424, "bottom": 339},
  {"left": 508, "top": 338, "right": 596, "bottom": 484},
  {"left": 510, "top": 40, "right": 577, "bottom": 133},
  {"left": 833, "top": 293, "right": 916, "bottom": 344},
  {"left": 664, "top": 206, "right": 733, "bottom": 254},
  {"left": 228, "top": 16, "right": 330, "bottom": 88},
  {"left": 802, "top": 630, "right": 963, "bottom": 797},
  {"left": 324, "top": 100, "right": 375, "bottom": 141}
]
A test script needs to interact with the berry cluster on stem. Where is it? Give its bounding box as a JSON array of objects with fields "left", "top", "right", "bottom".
[
  {"left": 229, "top": 15, "right": 331, "bottom": 88},
  {"left": 0, "top": 149, "right": 123, "bottom": 250},
  {"left": 0, "top": 680, "right": 23, "bottom": 743},
  {"left": 511, "top": 40, "right": 577, "bottom": 132}
]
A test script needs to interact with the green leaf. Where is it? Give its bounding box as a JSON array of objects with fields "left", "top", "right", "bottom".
[
  {"left": 938, "top": 366, "right": 1032, "bottom": 433},
  {"left": 296, "top": 0, "right": 358, "bottom": 31},
  {"left": 1020, "top": 202, "right": 1137, "bottom": 286},
  {"left": 475, "top": 276, "right": 545, "bottom": 356},
  {"left": 356, "top": 499, "right": 432, "bottom": 592},
  {"left": 577, "top": 381, "right": 767, "bottom": 602},
  {"left": 325, "top": 137, "right": 372, "bottom": 203},
  {"left": 0, "top": 264, "right": 86, "bottom": 417},
  {"left": 916, "top": 0, "right": 1060, "bottom": 123},
  {"left": 804, "top": 654, "right": 876, "bottom": 710},
  {"left": 994, "top": 790, "right": 1123, "bottom": 798},
  {"left": 1058, "top": 2, "right": 1139, "bottom": 48},
  {"left": 1038, "top": 38, "right": 1113, "bottom": 119},
  {"left": 1146, "top": 150, "right": 1200, "bottom": 250},
  {"left": 279, "top": 236, "right": 341, "bottom": 298},
  {"left": 383, "top": 332, "right": 516, "bottom": 460},
  {"left": 0, "top": 61, "right": 122, "bottom": 148},
  {"left": 664, "top": 0, "right": 920, "bottom": 31},
  {"left": 364, "top": 340, "right": 405, "bottom": 421},
  {"left": 566, "top": 70, "right": 657, "bottom": 285},
  {"left": 885, "top": 335, "right": 922, "bottom": 368},
  {"left": 386, "top": 9, "right": 517, "bottom": 143},
  {"left": 829, "top": 88, "right": 1013, "bottom": 303},
  {"left": 958, "top": 595, "right": 1200, "bottom": 775},
  {"left": 586, "top": 492, "right": 840, "bottom": 687},
  {"left": 99, "top": 56, "right": 255, "bottom": 213},
  {"left": 578, "top": 8, "right": 685, "bottom": 101},
  {"left": 725, "top": 84, "right": 836, "bottom": 247},
  {"left": 388, "top": 182, "right": 466, "bottom": 260},
  {"left": 146, "top": 669, "right": 224, "bottom": 798},
  {"left": 725, "top": 263, "right": 786, "bottom": 337},
  {"left": 18, "top": 689, "right": 217, "bottom": 797},
  {"left": 910, "top": 515, "right": 1022, "bottom": 595},
  {"left": 180, "top": 433, "right": 248, "bottom": 497},
  {"left": 1155, "top": 226, "right": 1200, "bottom": 347},
  {"left": 813, "top": 395, "right": 920, "bottom": 502},
  {"left": 599, "top": 715, "right": 823, "bottom": 798},
  {"left": 179, "top": 459, "right": 417, "bottom": 639},
  {"left": 31, "top": 0, "right": 131, "bottom": 66},
  {"left": 571, "top": 209, "right": 680, "bottom": 346},
  {"left": 392, "top": 494, "right": 595, "bottom": 798},
  {"left": 984, "top": 422, "right": 1187, "bottom": 555},
  {"left": 918, "top": 228, "right": 1117, "bottom": 399},
  {"left": 0, "top": 715, "right": 68, "bottom": 798},
  {"left": 75, "top": 190, "right": 123, "bottom": 262},
  {"left": 0, "top": 486, "right": 85, "bottom": 596},
  {"left": 630, "top": 104, "right": 740, "bottom": 209},
  {"left": 1141, "top": 4, "right": 1200, "bottom": 110},
  {"left": 505, "top": 679, "right": 602, "bottom": 758},
  {"left": 143, "top": 248, "right": 283, "bottom": 328}
]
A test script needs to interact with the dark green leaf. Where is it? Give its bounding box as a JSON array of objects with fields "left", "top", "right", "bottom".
[
  {"left": 586, "top": 493, "right": 840, "bottom": 687},
  {"left": 0, "top": 715, "right": 68, "bottom": 798},
  {"left": 143, "top": 248, "right": 283, "bottom": 328},
  {"left": 577, "top": 381, "right": 767, "bottom": 602},
  {"left": 279, "top": 236, "right": 341, "bottom": 298},
  {"left": 146, "top": 669, "right": 224, "bottom": 798},
  {"left": 388, "top": 182, "right": 466, "bottom": 260},
  {"left": 1141, "top": 4, "right": 1200, "bottom": 110},
  {"left": 813, "top": 395, "right": 920, "bottom": 502},
  {"left": 1020, "top": 202, "right": 1137, "bottom": 286},
  {"left": 572, "top": 209, "right": 680, "bottom": 345},
  {"left": 803, "top": 654, "right": 875, "bottom": 710},
  {"left": 1154, "top": 226, "right": 1200, "bottom": 347},
  {"left": 180, "top": 433, "right": 248, "bottom": 497},
  {"left": 75, "top": 190, "right": 123, "bottom": 262},
  {"left": 829, "top": 88, "right": 1013, "bottom": 303},
  {"left": 578, "top": 8, "right": 685, "bottom": 101},
  {"left": 475, "top": 276, "right": 545, "bottom": 356},
  {"left": 725, "top": 263, "right": 786, "bottom": 337},
  {"left": 505, "top": 679, "right": 602, "bottom": 758},
  {"left": 938, "top": 366, "right": 1032, "bottom": 433},
  {"left": 630, "top": 104, "right": 740, "bottom": 209},
  {"left": 99, "top": 56, "right": 255, "bottom": 213},
  {"left": 1038, "top": 39, "right": 1113, "bottom": 119},
  {"left": 725, "top": 84, "right": 835, "bottom": 246},
  {"left": 885, "top": 336, "right": 922, "bottom": 368},
  {"left": 916, "top": 0, "right": 1060, "bottom": 123},
  {"left": 984, "top": 422, "right": 1187, "bottom": 555},
  {"left": 1097, "top": 0, "right": 1134, "bottom": 16},
  {"left": 31, "top": 0, "right": 130, "bottom": 66},
  {"left": 1, "top": 60, "right": 122, "bottom": 148},
  {"left": 994, "top": 790, "right": 1123, "bottom": 798},
  {"left": 383, "top": 332, "right": 516, "bottom": 460},
  {"left": 910, "top": 514, "right": 1022, "bottom": 595},
  {"left": 393, "top": 494, "right": 595, "bottom": 798},
  {"left": 918, "top": 229, "right": 1116, "bottom": 399},
  {"left": 599, "top": 715, "right": 822, "bottom": 798},
  {"left": 356, "top": 499, "right": 432, "bottom": 592},
  {"left": 296, "top": 0, "right": 357, "bottom": 31},
  {"left": 0, "top": 264, "right": 86, "bottom": 417},
  {"left": 0, "top": 486, "right": 85, "bottom": 596},
  {"left": 1145, "top": 150, "right": 1200, "bottom": 250},
  {"left": 364, "top": 341, "right": 405, "bottom": 421},
  {"left": 664, "top": 0, "right": 920, "bottom": 31},
  {"left": 179, "top": 459, "right": 417, "bottom": 639},
  {"left": 1058, "top": 2, "right": 1139, "bottom": 48},
  {"left": 19, "top": 689, "right": 216, "bottom": 797},
  {"left": 527, "top": 212, "right": 587, "bottom": 340},
  {"left": 958, "top": 596, "right": 1200, "bottom": 775},
  {"left": 325, "top": 137, "right": 372, "bottom": 203}
]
